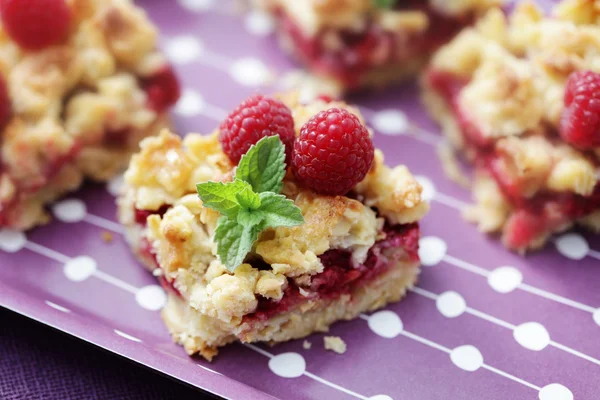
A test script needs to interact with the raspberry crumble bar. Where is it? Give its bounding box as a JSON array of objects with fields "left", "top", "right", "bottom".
[
  {"left": 118, "top": 93, "right": 428, "bottom": 360},
  {"left": 422, "top": 2, "right": 600, "bottom": 251},
  {"left": 0, "top": 0, "right": 180, "bottom": 229},
  {"left": 253, "top": 0, "right": 500, "bottom": 94}
]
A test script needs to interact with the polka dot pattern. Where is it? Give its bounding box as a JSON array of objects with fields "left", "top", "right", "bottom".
[
  {"left": 418, "top": 236, "right": 447, "bottom": 266},
  {"left": 52, "top": 199, "right": 87, "bottom": 223},
  {"left": 450, "top": 345, "right": 483, "bottom": 372},
  {"left": 63, "top": 256, "right": 97, "bottom": 282},
  {"left": 268, "top": 353, "right": 306, "bottom": 378},
  {"left": 0, "top": 229, "right": 26, "bottom": 253},
  {"left": 372, "top": 110, "right": 409, "bottom": 135},
  {"left": 230, "top": 58, "right": 271, "bottom": 86},
  {"left": 245, "top": 10, "right": 275, "bottom": 36},
  {"left": 136, "top": 285, "right": 167, "bottom": 311},
  {"left": 488, "top": 266, "right": 522, "bottom": 294},
  {"left": 436, "top": 291, "right": 467, "bottom": 318},
  {"left": 513, "top": 322, "right": 551, "bottom": 351},
  {"left": 415, "top": 175, "right": 436, "bottom": 202},
  {"left": 177, "top": 0, "right": 215, "bottom": 12},
  {"left": 555, "top": 233, "right": 589, "bottom": 260},
  {"left": 165, "top": 36, "right": 204, "bottom": 65},
  {"left": 175, "top": 89, "right": 205, "bottom": 117},
  {"left": 367, "top": 311, "right": 404, "bottom": 338},
  {"left": 539, "top": 383, "right": 573, "bottom": 400}
]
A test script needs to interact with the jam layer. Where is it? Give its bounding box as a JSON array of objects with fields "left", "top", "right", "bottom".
[
  {"left": 426, "top": 68, "right": 600, "bottom": 247},
  {"left": 278, "top": 3, "right": 471, "bottom": 88},
  {"left": 244, "top": 222, "right": 419, "bottom": 323}
]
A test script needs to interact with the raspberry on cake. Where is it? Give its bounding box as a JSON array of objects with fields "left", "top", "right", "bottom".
[
  {"left": 252, "top": 0, "right": 500, "bottom": 94},
  {"left": 422, "top": 2, "right": 600, "bottom": 251},
  {"left": 117, "top": 93, "right": 429, "bottom": 360},
  {"left": 0, "top": 0, "right": 180, "bottom": 229}
]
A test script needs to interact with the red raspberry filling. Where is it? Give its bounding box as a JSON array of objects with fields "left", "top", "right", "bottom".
[
  {"left": 142, "top": 65, "right": 181, "bottom": 113},
  {"left": 292, "top": 108, "right": 374, "bottom": 196},
  {"left": 218, "top": 94, "right": 295, "bottom": 164},
  {"left": 1, "top": 0, "right": 71, "bottom": 50},
  {"left": 559, "top": 71, "right": 600, "bottom": 150},
  {"left": 426, "top": 68, "right": 600, "bottom": 248},
  {"left": 277, "top": 2, "right": 471, "bottom": 89},
  {"left": 244, "top": 222, "right": 419, "bottom": 324}
]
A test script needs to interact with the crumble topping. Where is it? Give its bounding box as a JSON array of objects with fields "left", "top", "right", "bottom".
[
  {"left": 424, "top": 1, "right": 600, "bottom": 249},
  {"left": 0, "top": 0, "right": 174, "bottom": 229},
  {"left": 256, "top": 0, "right": 500, "bottom": 36},
  {"left": 119, "top": 96, "right": 427, "bottom": 358},
  {"left": 323, "top": 336, "right": 347, "bottom": 354}
]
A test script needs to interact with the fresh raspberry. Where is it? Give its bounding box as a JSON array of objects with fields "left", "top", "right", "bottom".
[
  {"left": 218, "top": 94, "right": 295, "bottom": 164},
  {"left": 142, "top": 65, "right": 181, "bottom": 113},
  {"left": 559, "top": 70, "right": 600, "bottom": 149},
  {"left": 292, "top": 108, "right": 374, "bottom": 195},
  {"left": 1, "top": 0, "right": 71, "bottom": 50}
]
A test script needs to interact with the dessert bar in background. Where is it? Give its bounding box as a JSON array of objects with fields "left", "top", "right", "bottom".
[
  {"left": 422, "top": 1, "right": 600, "bottom": 251},
  {"left": 118, "top": 93, "right": 428, "bottom": 360},
  {"left": 0, "top": 0, "right": 180, "bottom": 229},
  {"left": 254, "top": 0, "right": 500, "bottom": 95}
]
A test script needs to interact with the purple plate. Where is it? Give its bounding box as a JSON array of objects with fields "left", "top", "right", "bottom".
[{"left": 1, "top": 1, "right": 599, "bottom": 399}]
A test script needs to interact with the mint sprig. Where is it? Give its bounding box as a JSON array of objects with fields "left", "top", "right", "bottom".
[{"left": 197, "top": 136, "right": 304, "bottom": 272}]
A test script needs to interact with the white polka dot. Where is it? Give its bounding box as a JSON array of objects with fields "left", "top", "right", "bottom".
[
  {"left": 245, "top": 10, "right": 275, "bottom": 36},
  {"left": 230, "top": 58, "right": 271, "bottom": 87},
  {"left": 367, "top": 311, "right": 403, "bottom": 338},
  {"left": 450, "top": 345, "right": 483, "bottom": 372},
  {"left": 45, "top": 300, "right": 71, "bottom": 313},
  {"left": 268, "top": 352, "right": 306, "bottom": 378},
  {"left": 136, "top": 285, "right": 167, "bottom": 311},
  {"left": 555, "top": 233, "right": 589, "bottom": 260},
  {"left": 63, "top": 256, "right": 97, "bottom": 282},
  {"left": 488, "top": 266, "right": 522, "bottom": 293},
  {"left": 513, "top": 322, "right": 551, "bottom": 351},
  {"left": 107, "top": 174, "right": 124, "bottom": 196},
  {"left": 0, "top": 229, "right": 26, "bottom": 253},
  {"left": 539, "top": 383, "right": 573, "bottom": 400},
  {"left": 372, "top": 110, "right": 409, "bottom": 135},
  {"left": 418, "top": 236, "right": 447, "bottom": 267},
  {"left": 369, "top": 396, "right": 393, "bottom": 400},
  {"left": 52, "top": 199, "right": 87, "bottom": 223},
  {"left": 175, "top": 89, "right": 205, "bottom": 117},
  {"left": 114, "top": 329, "right": 142, "bottom": 342},
  {"left": 165, "top": 36, "right": 204, "bottom": 65},
  {"left": 177, "top": 0, "right": 215, "bottom": 12},
  {"left": 415, "top": 175, "right": 436, "bottom": 202},
  {"left": 436, "top": 291, "right": 466, "bottom": 318},
  {"left": 593, "top": 309, "right": 600, "bottom": 327}
]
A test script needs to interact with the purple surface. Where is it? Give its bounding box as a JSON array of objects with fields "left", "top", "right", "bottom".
[{"left": 1, "top": 1, "right": 599, "bottom": 399}]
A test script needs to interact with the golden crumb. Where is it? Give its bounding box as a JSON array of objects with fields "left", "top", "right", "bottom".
[
  {"left": 302, "top": 340, "right": 312, "bottom": 350},
  {"left": 324, "top": 336, "right": 347, "bottom": 354},
  {"left": 101, "top": 231, "right": 113, "bottom": 243}
]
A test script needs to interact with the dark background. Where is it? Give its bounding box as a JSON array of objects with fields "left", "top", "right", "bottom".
[{"left": 0, "top": 308, "right": 215, "bottom": 400}]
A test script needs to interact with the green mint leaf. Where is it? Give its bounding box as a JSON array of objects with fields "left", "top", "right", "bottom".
[
  {"left": 214, "top": 217, "right": 261, "bottom": 272},
  {"left": 372, "top": 0, "right": 396, "bottom": 8},
  {"left": 236, "top": 207, "right": 265, "bottom": 228},
  {"left": 196, "top": 179, "right": 252, "bottom": 219},
  {"left": 257, "top": 192, "right": 304, "bottom": 228},
  {"left": 235, "top": 136, "right": 286, "bottom": 194},
  {"left": 235, "top": 185, "right": 261, "bottom": 210}
]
